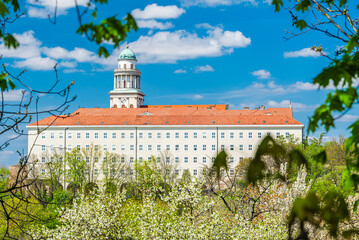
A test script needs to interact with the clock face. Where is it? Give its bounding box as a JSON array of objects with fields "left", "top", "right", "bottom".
[{"left": 120, "top": 98, "right": 126, "bottom": 103}]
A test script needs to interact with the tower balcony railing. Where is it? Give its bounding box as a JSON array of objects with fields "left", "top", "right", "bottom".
[{"left": 114, "top": 68, "right": 141, "bottom": 73}]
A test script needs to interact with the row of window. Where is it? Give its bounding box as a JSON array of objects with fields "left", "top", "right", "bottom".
[
  {"left": 42, "top": 143, "right": 258, "bottom": 152},
  {"left": 41, "top": 155, "right": 249, "bottom": 165},
  {"left": 41, "top": 131, "right": 291, "bottom": 139},
  {"left": 41, "top": 167, "right": 236, "bottom": 176}
]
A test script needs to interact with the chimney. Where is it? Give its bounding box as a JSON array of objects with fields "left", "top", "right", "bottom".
[{"left": 260, "top": 105, "right": 264, "bottom": 110}]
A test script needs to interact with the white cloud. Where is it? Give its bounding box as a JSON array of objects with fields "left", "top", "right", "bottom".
[
  {"left": 2, "top": 89, "right": 26, "bottom": 102},
  {"left": 193, "top": 94, "right": 204, "bottom": 100},
  {"left": 59, "top": 61, "right": 77, "bottom": 68},
  {"left": 0, "top": 31, "right": 41, "bottom": 59},
  {"left": 130, "top": 26, "right": 251, "bottom": 63},
  {"left": 180, "top": 0, "right": 257, "bottom": 7},
  {"left": 251, "top": 69, "right": 272, "bottom": 79},
  {"left": 13, "top": 57, "right": 57, "bottom": 71},
  {"left": 284, "top": 47, "right": 325, "bottom": 58},
  {"left": 336, "top": 114, "right": 359, "bottom": 122},
  {"left": 267, "top": 100, "right": 319, "bottom": 112},
  {"left": 26, "top": 0, "right": 90, "bottom": 18},
  {"left": 195, "top": 23, "right": 217, "bottom": 29},
  {"left": 193, "top": 64, "right": 214, "bottom": 73},
  {"left": 63, "top": 69, "right": 85, "bottom": 73},
  {"left": 137, "top": 20, "right": 174, "bottom": 30},
  {"left": 174, "top": 69, "right": 187, "bottom": 73},
  {"left": 132, "top": 4, "right": 185, "bottom": 19}
]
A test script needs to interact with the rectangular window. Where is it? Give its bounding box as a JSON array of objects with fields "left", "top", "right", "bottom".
[
  {"left": 148, "top": 132, "right": 153, "bottom": 138},
  {"left": 121, "top": 144, "right": 125, "bottom": 151},
  {"left": 77, "top": 133, "right": 81, "bottom": 139},
  {"left": 41, "top": 133, "right": 45, "bottom": 139},
  {"left": 51, "top": 133, "right": 54, "bottom": 139},
  {"left": 212, "top": 145, "right": 216, "bottom": 151},
  {"left": 59, "top": 132, "right": 63, "bottom": 139},
  {"left": 239, "top": 156, "right": 243, "bottom": 160},
  {"left": 212, "top": 132, "right": 216, "bottom": 138},
  {"left": 155, "top": 132, "right": 159, "bottom": 139},
  {"left": 112, "top": 145, "right": 116, "bottom": 151},
  {"left": 121, "top": 133, "right": 125, "bottom": 139},
  {"left": 258, "top": 132, "right": 262, "bottom": 138},
  {"left": 103, "top": 144, "right": 107, "bottom": 151},
  {"left": 112, "top": 132, "right": 116, "bottom": 138},
  {"left": 221, "top": 132, "right": 225, "bottom": 138},
  {"left": 249, "top": 132, "right": 252, "bottom": 138},
  {"left": 175, "top": 169, "right": 179, "bottom": 175},
  {"left": 202, "top": 157, "right": 206, "bottom": 163},
  {"left": 175, "top": 157, "right": 179, "bottom": 163},
  {"left": 139, "top": 132, "right": 143, "bottom": 138},
  {"left": 50, "top": 145, "right": 54, "bottom": 151},
  {"left": 221, "top": 144, "right": 225, "bottom": 151},
  {"left": 86, "top": 145, "right": 89, "bottom": 150},
  {"left": 95, "top": 145, "right": 99, "bottom": 151},
  {"left": 139, "top": 145, "right": 143, "bottom": 151},
  {"left": 157, "top": 145, "right": 161, "bottom": 151},
  {"left": 42, "top": 145, "right": 45, "bottom": 151},
  {"left": 193, "top": 169, "right": 197, "bottom": 176},
  {"left": 103, "top": 133, "right": 107, "bottom": 139},
  {"left": 148, "top": 145, "right": 152, "bottom": 151},
  {"left": 203, "top": 145, "right": 206, "bottom": 151},
  {"left": 130, "top": 157, "right": 134, "bottom": 163},
  {"left": 184, "top": 145, "right": 188, "bottom": 151},
  {"left": 77, "top": 145, "right": 81, "bottom": 149},
  {"left": 68, "top": 145, "right": 72, "bottom": 151},
  {"left": 239, "top": 145, "right": 243, "bottom": 151},
  {"left": 184, "top": 157, "right": 188, "bottom": 163},
  {"left": 166, "top": 145, "right": 170, "bottom": 151},
  {"left": 166, "top": 157, "right": 170, "bottom": 163},
  {"left": 103, "top": 157, "right": 107, "bottom": 162},
  {"left": 212, "top": 157, "right": 215, "bottom": 163},
  {"left": 157, "top": 157, "right": 161, "bottom": 163},
  {"left": 267, "top": 132, "right": 271, "bottom": 136},
  {"left": 121, "top": 157, "right": 125, "bottom": 163},
  {"left": 194, "top": 132, "right": 198, "bottom": 138},
  {"left": 175, "top": 132, "right": 179, "bottom": 138},
  {"left": 239, "top": 132, "right": 243, "bottom": 138},
  {"left": 166, "top": 132, "right": 170, "bottom": 138},
  {"left": 276, "top": 132, "right": 280, "bottom": 138},
  {"left": 41, "top": 157, "right": 45, "bottom": 163},
  {"left": 41, "top": 169, "right": 45, "bottom": 174},
  {"left": 249, "top": 145, "right": 253, "bottom": 151},
  {"left": 203, "top": 132, "right": 207, "bottom": 138},
  {"left": 148, "top": 157, "right": 152, "bottom": 160},
  {"left": 230, "top": 145, "right": 234, "bottom": 151},
  {"left": 184, "top": 132, "right": 188, "bottom": 138},
  {"left": 68, "top": 132, "right": 72, "bottom": 139},
  {"left": 193, "top": 157, "right": 197, "bottom": 163},
  {"left": 86, "top": 133, "right": 89, "bottom": 139},
  {"left": 130, "top": 132, "right": 134, "bottom": 139},
  {"left": 230, "top": 157, "right": 234, "bottom": 163},
  {"left": 95, "top": 133, "right": 98, "bottom": 139},
  {"left": 230, "top": 132, "right": 234, "bottom": 138},
  {"left": 94, "top": 157, "right": 98, "bottom": 162},
  {"left": 59, "top": 145, "right": 63, "bottom": 151},
  {"left": 230, "top": 169, "right": 234, "bottom": 176},
  {"left": 175, "top": 145, "right": 179, "bottom": 151},
  {"left": 194, "top": 145, "right": 197, "bottom": 151},
  {"left": 286, "top": 132, "right": 290, "bottom": 138},
  {"left": 130, "top": 145, "right": 134, "bottom": 151}
]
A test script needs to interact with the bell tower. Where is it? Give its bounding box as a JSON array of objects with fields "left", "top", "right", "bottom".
[{"left": 109, "top": 46, "right": 145, "bottom": 108}]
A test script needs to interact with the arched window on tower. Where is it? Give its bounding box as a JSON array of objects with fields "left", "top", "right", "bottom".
[
  {"left": 131, "top": 64, "right": 133, "bottom": 69},
  {"left": 130, "top": 104, "right": 134, "bottom": 108},
  {"left": 124, "top": 64, "right": 127, "bottom": 69},
  {"left": 113, "top": 104, "right": 117, "bottom": 108},
  {"left": 122, "top": 105, "right": 126, "bottom": 108}
]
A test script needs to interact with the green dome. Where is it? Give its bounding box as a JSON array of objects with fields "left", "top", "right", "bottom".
[{"left": 119, "top": 46, "right": 136, "bottom": 60}]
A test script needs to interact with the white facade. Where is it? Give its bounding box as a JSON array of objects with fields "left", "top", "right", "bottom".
[{"left": 27, "top": 125, "right": 303, "bottom": 177}]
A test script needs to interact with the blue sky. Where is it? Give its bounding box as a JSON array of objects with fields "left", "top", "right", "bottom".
[{"left": 1, "top": 0, "right": 358, "bottom": 166}]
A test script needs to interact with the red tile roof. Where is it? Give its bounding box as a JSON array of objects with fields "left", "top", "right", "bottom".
[
  {"left": 141, "top": 104, "right": 229, "bottom": 110},
  {"left": 28, "top": 106, "right": 303, "bottom": 127}
]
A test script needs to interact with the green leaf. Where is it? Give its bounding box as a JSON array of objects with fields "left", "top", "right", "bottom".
[
  {"left": 212, "top": 150, "right": 228, "bottom": 180},
  {"left": 98, "top": 46, "right": 109, "bottom": 58},
  {"left": 272, "top": 0, "right": 283, "bottom": 12},
  {"left": 296, "top": 20, "right": 307, "bottom": 30},
  {"left": 314, "top": 151, "right": 326, "bottom": 164}
]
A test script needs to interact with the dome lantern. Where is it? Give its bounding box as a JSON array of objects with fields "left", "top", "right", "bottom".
[{"left": 118, "top": 46, "right": 136, "bottom": 60}]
